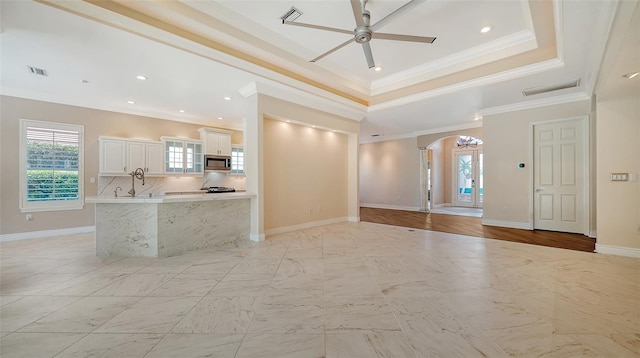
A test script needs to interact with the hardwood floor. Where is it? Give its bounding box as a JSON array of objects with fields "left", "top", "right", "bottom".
[{"left": 360, "top": 207, "right": 596, "bottom": 252}]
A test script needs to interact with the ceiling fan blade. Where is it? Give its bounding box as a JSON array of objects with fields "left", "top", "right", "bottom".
[
  {"left": 311, "top": 38, "right": 354, "bottom": 63},
  {"left": 362, "top": 42, "right": 375, "bottom": 69},
  {"left": 372, "top": 32, "right": 436, "bottom": 43},
  {"left": 350, "top": 0, "right": 365, "bottom": 27},
  {"left": 370, "top": 0, "right": 426, "bottom": 31},
  {"left": 283, "top": 21, "right": 353, "bottom": 35}
]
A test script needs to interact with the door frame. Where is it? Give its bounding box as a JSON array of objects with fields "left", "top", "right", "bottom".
[{"left": 528, "top": 115, "right": 590, "bottom": 236}]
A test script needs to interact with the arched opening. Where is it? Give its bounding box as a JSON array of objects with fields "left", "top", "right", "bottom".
[{"left": 421, "top": 134, "right": 483, "bottom": 217}]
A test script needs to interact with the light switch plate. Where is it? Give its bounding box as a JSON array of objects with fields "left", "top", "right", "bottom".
[{"left": 610, "top": 173, "right": 629, "bottom": 181}]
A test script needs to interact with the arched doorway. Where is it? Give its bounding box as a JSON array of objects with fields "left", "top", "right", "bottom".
[{"left": 420, "top": 134, "right": 483, "bottom": 217}]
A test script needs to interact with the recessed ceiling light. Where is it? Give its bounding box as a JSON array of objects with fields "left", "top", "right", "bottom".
[
  {"left": 136, "top": 75, "right": 147, "bottom": 80},
  {"left": 623, "top": 72, "right": 639, "bottom": 79},
  {"left": 480, "top": 26, "right": 492, "bottom": 33},
  {"left": 217, "top": 117, "right": 223, "bottom": 120},
  {"left": 473, "top": 115, "right": 482, "bottom": 121},
  {"left": 224, "top": 97, "right": 231, "bottom": 101},
  {"left": 374, "top": 66, "right": 382, "bottom": 72},
  {"left": 179, "top": 110, "right": 186, "bottom": 113},
  {"left": 311, "top": 125, "right": 317, "bottom": 128},
  {"left": 81, "top": 79, "right": 89, "bottom": 83},
  {"left": 286, "top": 120, "right": 291, "bottom": 123},
  {"left": 127, "top": 100, "right": 135, "bottom": 104}
]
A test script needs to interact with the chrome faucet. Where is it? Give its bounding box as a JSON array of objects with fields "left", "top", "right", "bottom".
[
  {"left": 114, "top": 186, "right": 122, "bottom": 197},
  {"left": 128, "top": 168, "right": 145, "bottom": 196}
]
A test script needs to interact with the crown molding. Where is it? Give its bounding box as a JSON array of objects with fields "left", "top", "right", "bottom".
[{"left": 478, "top": 92, "right": 590, "bottom": 117}]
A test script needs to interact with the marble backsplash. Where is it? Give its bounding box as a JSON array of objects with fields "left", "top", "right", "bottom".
[{"left": 97, "top": 172, "right": 246, "bottom": 197}]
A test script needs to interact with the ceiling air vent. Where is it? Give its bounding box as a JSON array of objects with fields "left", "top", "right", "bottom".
[
  {"left": 522, "top": 79, "right": 580, "bottom": 96},
  {"left": 27, "top": 66, "right": 48, "bottom": 76},
  {"left": 280, "top": 6, "right": 303, "bottom": 23}
]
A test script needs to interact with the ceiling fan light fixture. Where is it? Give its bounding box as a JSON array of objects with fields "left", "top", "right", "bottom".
[
  {"left": 480, "top": 26, "right": 492, "bottom": 33},
  {"left": 280, "top": 6, "right": 303, "bottom": 22},
  {"left": 374, "top": 66, "right": 382, "bottom": 72}
]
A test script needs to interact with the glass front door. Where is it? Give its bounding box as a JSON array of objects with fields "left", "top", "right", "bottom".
[{"left": 453, "top": 148, "right": 483, "bottom": 208}]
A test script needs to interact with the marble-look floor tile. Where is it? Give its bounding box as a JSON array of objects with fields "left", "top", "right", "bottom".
[
  {"left": 181, "top": 257, "right": 242, "bottom": 274},
  {"left": 324, "top": 296, "right": 401, "bottom": 332},
  {"left": 284, "top": 247, "right": 323, "bottom": 259},
  {"left": 91, "top": 273, "right": 174, "bottom": 296},
  {"left": 274, "top": 258, "right": 324, "bottom": 276},
  {"left": 0, "top": 273, "right": 79, "bottom": 295},
  {"left": 35, "top": 273, "right": 127, "bottom": 296},
  {"left": 405, "top": 329, "right": 508, "bottom": 357},
  {"left": 374, "top": 273, "right": 441, "bottom": 297},
  {"left": 570, "top": 333, "right": 640, "bottom": 357},
  {"left": 172, "top": 296, "right": 259, "bottom": 334},
  {"left": 89, "top": 257, "right": 157, "bottom": 274},
  {"left": 19, "top": 296, "right": 139, "bottom": 333},
  {"left": 95, "top": 296, "right": 200, "bottom": 333},
  {"left": 268, "top": 273, "right": 324, "bottom": 297},
  {"left": 249, "top": 296, "right": 324, "bottom": 334},
  {"left": 235, "top": 333, "right": 325, "bottom": 358},
  {"left": 45, "top": 257, "right": 123, "bottom": 274},
  {"left": 147, "top": 274, "right": 220, "bottom": 297},
  {"left": 0, "top": 332, "right": 85, "bottom": 358},
  {"left": 56, "top": 333, "right": 163, "bottom": 358},
  {"left": 0, "top": 296, "right": 81, "bottom": 332},
  {"left": 0, "top": 295, "right": 24, "bottom": 307},
  {"left": 145, "top": 333, "right": 243, "bottom": 358},
  {"left": 326, "top": 331, "right": 416, "bottom": 358},
  {"left": 229, "top": 258, "right": 281, "bottom": 275},
  {"left": 323, "top": 271, "right": 382, "bottom": 297},
  {"left": 208, "top": 274, "right": 272, "bottom": 297}
]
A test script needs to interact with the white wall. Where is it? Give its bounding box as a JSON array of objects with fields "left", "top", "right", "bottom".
[
  {"left": 359, "top": 137, "right": 420, "bottom": 211},
  {"left": 482, "top": 100, "right": 593, "bottom": 229}
]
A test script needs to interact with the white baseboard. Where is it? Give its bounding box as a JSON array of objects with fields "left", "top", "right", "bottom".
[
  {"left": 589, "top": 230, "right": 597, "bottom": 238},
  {"left": 482, "top": 219, "right": 532, "bottom": 230},
  {"left": 348, "top": 216, "right": 360, "bottom": 223},
  {"left": 360, "top": 203, "right": 421, "bottom": 212},
  {"left": 0, "top": 226, "right": 95, "bottom": 242},
  {"left": 249, "top": 233, "right": 265, "bottom": 242},
  {"left": 595, "top": 244, "right": 640, "bottom": 258},
  {"left": 265, "top": 217, "right": 349, "bottom": 236}
]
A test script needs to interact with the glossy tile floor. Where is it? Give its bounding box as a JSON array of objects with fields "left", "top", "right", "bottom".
[{"left": 1, "top": 222, "right": 639, "bottom": 357}]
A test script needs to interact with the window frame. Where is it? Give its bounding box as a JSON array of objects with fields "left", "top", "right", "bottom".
[
  {"left": 230, "top": 145, "right": 245, "bottom": 175},
  {"left": 19, "top": 119, "right": 85, "bottom": 213}
]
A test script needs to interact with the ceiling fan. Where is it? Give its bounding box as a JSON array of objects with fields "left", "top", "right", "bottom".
[{"left": 282, "top": 0, "right": 436, "bottom": 69}]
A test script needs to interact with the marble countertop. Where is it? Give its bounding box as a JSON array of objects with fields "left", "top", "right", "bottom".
[{"left": 86, "top": 191, "right": 254, "bottom": 204}]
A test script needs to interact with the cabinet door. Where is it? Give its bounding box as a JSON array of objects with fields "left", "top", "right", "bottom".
[
  {"left": 218, "top": 133, "right": 232, "bottom": 156},
  {"left": 205, "top": 132, "right": 220, "bottom": 155},
  {"left": 126, "top": 141, "right": 145, "bottom": 173},
  {"left": 184, "top": 141, "right": 203, "bottom": 174},
  {"left": 165, "top": 140, "right": 185, "bottom": 173},
  {"left": 99, "top": 139, "right": 127, "bottom": 175},
  {"left": 145, "top": 143, "right": 164, "bottom": 175}
]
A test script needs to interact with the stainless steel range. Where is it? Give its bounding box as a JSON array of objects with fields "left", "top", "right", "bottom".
[{"left": 203, "top": 186, "right": 236, "bottom": 193}]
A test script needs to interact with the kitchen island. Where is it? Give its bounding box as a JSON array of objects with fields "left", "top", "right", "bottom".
[{"left": 86, "top": 192, "right": 254, "bottom": 257}]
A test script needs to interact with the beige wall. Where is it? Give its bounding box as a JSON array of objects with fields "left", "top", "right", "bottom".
[
  {"left": 359, "top": 137, "right": 420, "bottom": 210},
  {"left": 596, "top": 95, "right": 639, "bottom": 249},
  {"left": 430, "top": 140, "right": 444, "bottom": 206},
  {"left": 0, "top": 96, "right": 237, "bottom": 235},
  {"left": 263, "top": 118, "right": 349, "bottom": 230},
  {"left": 482, "top": 100, "right": 592, "bottom": 228}
]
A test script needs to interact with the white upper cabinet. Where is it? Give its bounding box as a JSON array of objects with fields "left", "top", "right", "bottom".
[
  {"left": 99, "top": 138, "right": 127, "bottom": 175},
  {"left": 199, "top": 128, "right": 232, "bottom": 156},
  {"left": 99, "top": 137, "right": 163, "bottom": 176},
  {"left": 127, "top": 141, "right": 163, "bottom": 176},
  {"left": 161, "top": 137, "right": 203, "bottom": 175}
]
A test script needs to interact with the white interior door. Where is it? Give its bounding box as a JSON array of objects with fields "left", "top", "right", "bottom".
[
  {"left": 453, "top": 149, "right": 483, "bottom": 208},
  {"left": 534, "top": 118, "right": 585, "bottom": 233}
]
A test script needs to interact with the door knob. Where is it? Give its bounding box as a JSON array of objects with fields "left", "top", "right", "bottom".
[{"left": 535, "top": 188, "right": 543, "bottom": 193}]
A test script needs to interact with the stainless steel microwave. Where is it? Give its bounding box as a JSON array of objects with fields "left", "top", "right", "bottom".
[{"left": 204, "top": 155, "right": 231, "bottom": 171}]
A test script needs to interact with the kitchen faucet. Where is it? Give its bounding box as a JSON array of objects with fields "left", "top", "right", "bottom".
[{"left": 128, "top": 168, "right": 145, "bottom": 196}]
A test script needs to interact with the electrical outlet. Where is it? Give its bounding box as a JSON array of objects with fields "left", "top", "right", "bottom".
[{"left": 26, "top": 214, "right": 33, "bottom": 221}]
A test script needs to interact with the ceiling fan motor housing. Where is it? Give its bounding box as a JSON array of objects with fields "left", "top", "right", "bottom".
[{"left": 355, "top": 9, "right": 372, "bottom": 43}]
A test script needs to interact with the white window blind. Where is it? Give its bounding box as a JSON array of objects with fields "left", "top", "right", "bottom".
[
  {"left": 20, "top": 119, "right": 84, "bottom": 212},
  {"left": 231, "top": 146, "right": 244, "bottom": 174}
]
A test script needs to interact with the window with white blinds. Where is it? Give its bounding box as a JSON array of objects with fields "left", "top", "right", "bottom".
[
  {"left": 20, "top": 119, "right": 84, "bottom": 212},
  {"left": 231, "top": 146, "right": 244, "bottom": 174}
]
